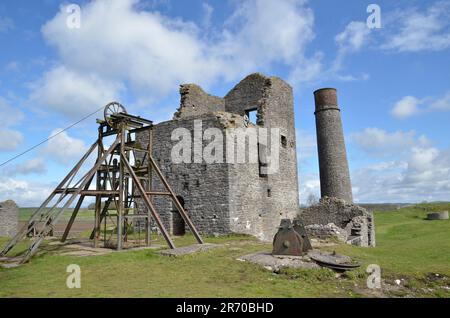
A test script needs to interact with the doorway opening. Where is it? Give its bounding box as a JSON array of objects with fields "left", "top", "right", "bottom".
[{"left": 172, "top": 196, "right": 186, "bottom": 236}]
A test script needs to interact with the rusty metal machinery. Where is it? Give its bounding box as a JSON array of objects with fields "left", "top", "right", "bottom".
[
  {"left": 309, "top": 250, "right": 361, "bottom": 271},
  {"left": 0, "top": 102, "right": 204, "bottom": 264},
  {"left": 272, "top": 219, "right": 312, "bottom": 256},
  {"left": 293, "top": 219, "right": 312, "bottom": 251}
]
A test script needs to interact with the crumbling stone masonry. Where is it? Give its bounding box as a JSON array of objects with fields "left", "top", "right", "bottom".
[
  {"left": 309, "top": 89, "right": 375, "bottom": 247},
  {"left": 299, "top": 197, "right": 376, "bottom": 247},
  {"left": 136, "top": 73, "right": 299, "bottom": 241},
  {"left": 427, "top": 211, "right": 449, "bottom": 220},
  {"left": 314, "top": 88, "right": 353, "bottom": 203},
  {"left": 0, "top": 200, "right": 19, "bottom": 238}
]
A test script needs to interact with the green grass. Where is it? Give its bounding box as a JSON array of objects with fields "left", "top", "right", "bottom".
[
  {"left": 1, "top": 203, "right": 450, "bottom": 298},
  {"left": 19, "top": 208, "right": 94, "bottom": 222},
  {"left": 333, "top": 203, "right": 450, "bottom": 276}
]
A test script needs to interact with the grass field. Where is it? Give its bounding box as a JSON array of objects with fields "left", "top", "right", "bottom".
[
  {"left": 1, "top": 203, "right": 449, "bottom": 298},
  {"left": 18, "top": 208, "right": 94, "bottom": 222}
]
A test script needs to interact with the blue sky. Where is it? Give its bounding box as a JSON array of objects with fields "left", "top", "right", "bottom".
[{"left": 0, "top": 0, "right": 449, "bottom": 206}]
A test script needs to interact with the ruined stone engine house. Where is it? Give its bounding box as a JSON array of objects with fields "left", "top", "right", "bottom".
[{"left": 136, "top": 73, "right": 299, "bottom": 241}]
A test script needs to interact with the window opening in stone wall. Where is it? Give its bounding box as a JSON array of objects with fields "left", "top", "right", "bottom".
[
  {"left": 281, "top": 135, "right": 287, "bottom": 148},
  {"left": 245, "top": 108, "right": 258, "bottom": 125}
]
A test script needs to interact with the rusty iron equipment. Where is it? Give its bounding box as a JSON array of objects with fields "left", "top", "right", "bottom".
[
  {"left": 309, "top": 250, "right": 361, "bottom": 272},
  {"left": 293, "top": 219, "right": 312, "bottom": 251},
  {"left": 272, "top": 219, "right": 312, "bottom": 256},
  {"left": 0, "top": 102, "right": 204, "bottom": 264}
]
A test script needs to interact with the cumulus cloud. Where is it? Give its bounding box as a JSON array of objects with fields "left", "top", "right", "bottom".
[
  {"left": 350, "top": 127, "right": 450, "bottom": 202},
  {"left": 3, "top": 158, "right": 47, "bottom": 176},
  {"left": 351, "top": 128, "right": 430, "bottom": 156},
  {"left": 44, "top": 129, "right": 87, "bottom": 164},
  {"left": 382, "top": 1, "right": 450, "bottom": 52},
  {"left": 217, "top": 0, "right": 315, "bottom": 71},
  {"left": 391, "top": 92, "right": 450, "bottom": 119},
  {"left": 0, "top": 177, "right": 54, "bottom": 207},
  {"left": 299, "top": 172, "right": 320, "bottom": 205},
  {"left": 31, "top": 0, "right": 320, "bottom": 117},
  {"left": 201, "top": 2, "right": 214, "bottom": 29},
  {"left": 29, "top": 66, "right": 121, "bottom": 117},
  {"left": 391, "top": 96, "right": 422, "bottom": 119},
  {"left": 352, "top": 147, "right": 450, "bottom": 203}
]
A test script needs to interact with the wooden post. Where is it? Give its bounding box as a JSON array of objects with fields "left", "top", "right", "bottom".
[
  {"left": 146, "top": 128, "right": 153, "bottom": 246},
  {"left": 117, "top": 126, "right": 125, "bottom": 250}
]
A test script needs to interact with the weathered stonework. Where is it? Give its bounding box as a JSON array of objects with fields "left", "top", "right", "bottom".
[
  {"left": 0, "top": 200, "right": 19, "bottom": 238},
  {"left": 299, "top": 197, "right": 376, "bottom": 247},
  {"left": 174, "top": 84, "right": 225, "bottom": 119},
  {"left": 426, "top": 211, "right": 449, "bottom": 220},
  {"left": 136, "top": 73, "right": 300, "bottom": 241},
  {"left": 304, "top": 223, "right": 348, "bottom": 242},
  {"left": 314, "top": 88, "right": 353, "bottom": 203}
]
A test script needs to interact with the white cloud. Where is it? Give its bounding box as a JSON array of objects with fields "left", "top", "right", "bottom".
[
  {"left": 335, "top": 21, "right": 371, "bottom": 53},
  {"left": 3, "top": 158, "right": 47, "bottom": 176},
  {"left": 317, "top": 20, "right": 372, "bottom": 82},
  {"left": 217, "top": 0, "right": 315, "bottom": 72},
  {"left": 29, "top": 66, "right": 121, "bottom": 117},
  {"left": 351, "top": 128, "right": 430, "bottom": 156},
  {"left": 0, "top": 177, "right": 54, "bottom": 207},
  {"left": 431, "top": 92, "right": 450, "bottom": 110},
  {"left": 352, "top": 147, "right": 450, "bottom": 203},
  {"left": 45, "top": 129, "right": 87, "bottom": 164},
  {"left": 31, "top": 0, "right": 320, "bottom": 117},
  {"left": 350, "top": 127, "right": 450, "bottom": 203},
  {"left": 333, "top": 21, "right": 370, "bottom": 72},
  {"left": 391, "top": 92, "right": 450, "bottom": 119},
  {"left": 382, "top": 1, "right": 450, "bottom": 52},
  {"left": 391, "top": 96, "right": 422, "bottom": 119},
  {"left": 299, "top": 172, "right": 320, "bottom": 205},
  {"left": 202, "top": 2, "right": 214, "bottom": 29}
]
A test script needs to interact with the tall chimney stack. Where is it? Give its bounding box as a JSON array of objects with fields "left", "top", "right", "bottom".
[{"left": 314, "top": 88, "right": 353, "bottom": 203}]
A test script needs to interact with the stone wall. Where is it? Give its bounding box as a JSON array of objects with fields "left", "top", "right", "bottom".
[
  {"left": 136, "top": 73, "right": 300, "bottom": 242},
  {"left": 305, "top": 223, "right": 348, "bottom": 242},
  {"left": 174, "top": 84, "right": 225, "bottom": 119},
  {"left": 225, "top": 75, "right": 299, "bottom": 241},
  {"left": 0, "top": 200, "right": 19, "bottom": 238},
  {"left": 224, "top": 73, "right": 267, "bottom": 119},
  {"left": 299, "top": 197, "right": 375, "bottom": 247},
  {"left": 136, "top": 114, "right": 231, "bottom": 236}
]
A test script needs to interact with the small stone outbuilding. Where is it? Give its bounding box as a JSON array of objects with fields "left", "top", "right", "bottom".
[
  {"left": 299, "top": 197, "right": 376, "bottom": 247},
  {"left": 0, "top": 200, "right": 19, "bottom": 238}
]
